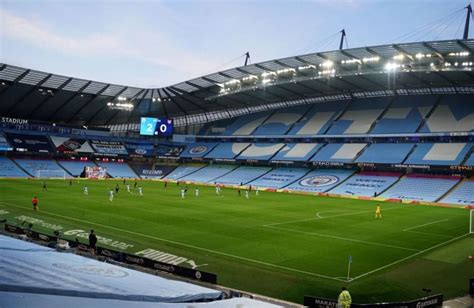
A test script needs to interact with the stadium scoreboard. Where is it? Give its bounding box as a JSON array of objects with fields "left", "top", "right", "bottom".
[{"left": 140, "top": 117, "right": 173, "bottom": 136}]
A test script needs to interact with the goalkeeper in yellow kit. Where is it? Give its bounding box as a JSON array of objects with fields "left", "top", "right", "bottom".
[
  {"left": 375, "top": 204, "right": 382, "bottom": 219},
  {"left": 338, "top": 287, "right": 352, "bottom": 308}
]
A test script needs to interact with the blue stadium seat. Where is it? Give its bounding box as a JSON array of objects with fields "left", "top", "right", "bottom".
[
  {"left": 205, "top": 143, "right": 250, "bottom": 159},
  {"left": 326, "top": 98, "right": 390, "bottom": 135},
  {"left": 178, "top": 165, "right": 237, "bottom": 183},
  {"left": 329, "top": 172, "right": 401, "bottom": 197},
  {"left": 371, "top": 96, "right": 436, "bottom": 134},
  {"left": 222, "top": 111, "right": 271, "bottom": 135},
  {"left": 214, "top": 166, "right": 272, "bottom": 185},
  {"left": 237, "top": 143, "right": 285, "bottom": 161},
  {"left": 163, "top": 164, "right": 206, "bottom": 180},
  {"left": 0, "top": 157, "right": 28, "bottom": 178},
  {"left": 380, "top": 175, "right": 460, "bottom": 202},
  {"left": 14, "top": 159, "right": 67, "bottom": 178},
  {"left": 180, "top": 143, "right": 219, "bottom": 158},
  {"left": 248, "top": 168, "right": 309, "bottom": 189},
  {"left": 355, "top": 143, "right": 415, "bottom": 164},
  {"left": 286, "top": 169, "right": 354, "bottom": 193},
  {"left": 57, "top": 160, "right": 97, "bottom": 176},
  {"left": 271, "top": 143, "right": 323, "bottom": 161},
  {"left": 404, "top": 143, "right": 472, "bottom": 166},
  {"left": 420, "top": 94, "right": 474, "bottom": 133},
  {"left": 465, "top": 152, "right": 474, "bottom": 166},
  {"left": 96, "top": 162, "right": 138, "bottom": 178},
  {"left": 311, "top": 143, "right": 367, "bottom": 163},
  {"left": 440, "top": 180, "right": 474, "bottom": 206},
  {"left": 253, "top": 105, "right": 309, "bottom": 135}
]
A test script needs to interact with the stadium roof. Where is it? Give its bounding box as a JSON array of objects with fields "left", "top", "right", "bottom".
[{"left": 1, "top": 39, "right": 474, "bottom": 127}]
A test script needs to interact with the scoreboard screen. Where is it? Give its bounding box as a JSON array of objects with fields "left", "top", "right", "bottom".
[{"left": 140, "top": 117, "right": 174, "bottom": 136}]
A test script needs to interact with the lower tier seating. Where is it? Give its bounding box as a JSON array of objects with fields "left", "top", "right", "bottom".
[
  {"left": 0, "top": 157, "right": 28, "bottom": 177},
  {"left": 329, "top": 172, "right": 401, "bottom": 197},
  {"left": 439, "top": 180, "right": 474, "bottom": 206}
]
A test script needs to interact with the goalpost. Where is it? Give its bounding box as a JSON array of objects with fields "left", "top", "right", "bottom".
[
  {"left": 470, "top": 210, "right": 474, "bottom": 234},
  {"left": 36, "top": 170, "right": 67, "bottom": 180}
]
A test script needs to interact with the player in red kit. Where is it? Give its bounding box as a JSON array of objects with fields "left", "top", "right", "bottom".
[{"left": 32, "top": 196, "right": 39, "bottom": 211}]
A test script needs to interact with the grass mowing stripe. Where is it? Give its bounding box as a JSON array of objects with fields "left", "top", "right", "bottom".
[
  {"left": 402, "top": 219, "right": 450, "bottom": 231},
  {"left": 0, "top": 201, "right": 346, "bottom": 282},
  {"left": 349, "top": 232, "right": 469, "bottom": 282},
  {"left": 264, "top": 225, "right": 421, "bottom": 252}
]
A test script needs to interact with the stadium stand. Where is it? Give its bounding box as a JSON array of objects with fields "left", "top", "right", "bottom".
[
  {"left": 248, "top": 168, "right": 309, "bottom": 189},
  {"left": 129, "top": 163, "right": 176, "bottom": 179},
  {"left": 14, "top": 158, "right": 68, "bottom": 178},
  {"left": 0, "top": 157, "right": 29, "bottom": 178},
  {"left": 440, "top": 180, "right": 474, "bottom": 206},
  {"left": 287, "top": 101, "right": 349, "bottom": 135},
  {"left": 370, "top": 96, "right": 436, "bottom": 134},
  {"left": 355, "top": 143, "right": 415, "bottom": 164},
  {"left": 329, "top": 172, "right": 401, "bottom": 197},
  {"left": 380, "top": 174, "right": 460, "bottom": 202},
  {"left": 420, "top": 94, "right": 474, "bottom": 133},
  {"left": 179, "top": 165, "right": 237, "bottom": 183},
  {"left": 271, "top": 143, "right": 323, "bottom": 161},
  {"left": 252, "top": 105, "right": 310, "bottom": 135},
  {"left": 237, "top": 143, "right": 285, "bottom": 160},
  {"left": 214, "top": 166, "right": 272, "bottom": 185},
  {"left": 95, "top": 162, "right": 138, "bottom": 178},
  {"left": 180, "top": 143, "right": 219, "bottom": 158},
  {"left": 205, "top": 143, "right": 250, "bottom": 159},
  {"left": 326, "top": 98, "right": 391, "bottom": 134},
  {"left": 311, "top": 143, "right": 367, "bottom": 163},
  {"left": 0, "top": 235, "right": 223, "bottom": 303},
  {"left": 404, "top": 143, "right": 472, "bottom": 166},
  {"left": 164, "top": 164, "right": 206, "bottom": 180},
  {"left": 57, "top": 160, "right": 97, "bottom": 177},
  {"left": 221, "top": 111, "right": 271, "bottom": 135},
  {"left": 465, "top": 152, "right": 474, "bottom": 166},
  {"left": 286, "top": 169, "right": 354, "bottom": 193}
]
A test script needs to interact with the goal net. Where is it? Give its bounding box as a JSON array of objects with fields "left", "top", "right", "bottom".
[{"left": 36, "top": 170, "right": 67, "bottom": 180}]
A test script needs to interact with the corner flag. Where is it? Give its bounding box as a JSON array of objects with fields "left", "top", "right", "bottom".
[{"left": 347, "top": 255, "right": 352, "bottom": 282}]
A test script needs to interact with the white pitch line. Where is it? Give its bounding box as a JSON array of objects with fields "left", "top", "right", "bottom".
[
  {"left": 264, "top": 206, "right": 405, "bottom": 227},
  {"left": 402, "top": 219, "right": 449, "bottom": 232},
  {"left": 265, "top": 225, "right": 420, "bottom": 252},
  {"left": 0, "top": 201, "right": 345, "bottom": 282},
  {"left": 349, "top": 232, "right": 469, "bottom": 282}
]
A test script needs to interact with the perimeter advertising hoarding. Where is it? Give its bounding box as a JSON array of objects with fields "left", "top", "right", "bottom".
[
  {"left": 5, "top": 132, "right": 55, "bottom": 153},
  {"left": 50, "top": 136, "right": 94, "bottom": 153},
  {"left": 90, "top": 139, "right": 128, "bottom": 156}
]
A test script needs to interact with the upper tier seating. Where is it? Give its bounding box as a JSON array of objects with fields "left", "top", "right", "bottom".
[
  {"left": 222, "top": 111, "right": 271, "bottom": 135},
  {"left": 14, "top": 159, "right": 67, "bottom": 178},
  {"left": 0, "top": 157, "right": 28, "bottom": 177},
  {"left": 286, "top": 169, "right": 354, "bottom": 193},
  {"left": 271, "top": 143, "right": 323, "bottom": 161},
  {"left": 404, "top": 143, "right": 472, "bottom": 166},
  {"left": 326, "top": 98, "right": 390, "bottom": 135},
  {"left": 311, "top": 143, "right": 367, "bottom": 163},
  {"left": 57, "top": 160, "right": 96, "bottom": 176},
  {"left": 440, "top": 180, "right": 474, "bottom": 206},
  {"left": 179, "top": 165, "right": 237, "bottom": 183},
  {"left": 370, "top": 96, "right": 436, "bottom": 134},
  {"left": 205, "top": 143, "right": 250, "bottom": 159},
  {"left": 355, "top": 143, "right": 415, "bottom": 164},
  {"left": 96, "top": 162, "right": 138, "bottom": 178},
  {"left": 380, "top": 174, "right": 460, "bottom": 202},
  {"left": 214, "top": 166, "right": 271, "bottom": 185},
  {"left": 237, "top": 143, "right": 285, "bottom": 160},
  {"left": 464, "top": 152, "right": 474, "bottom": 166},
  {"left": 287, "top": 101, "right": 349, "bottom": 135},
  {"left": 252, "top": 105, "right": 310, "bottom": 135},
  {"left": 164, "top": 164, "right": 206, "bottom": 180},
  {"left": 248, "top": 168, "right": 309, "bottom": 189},
  {"left": 180, "top": 143, "right": 219, "bottom": 158},
  {"left": 329, "top": 172, "right": 401, "bottom": 197},
  {"left": 420, "top": 94, "right": 474, "bottom": 133}
]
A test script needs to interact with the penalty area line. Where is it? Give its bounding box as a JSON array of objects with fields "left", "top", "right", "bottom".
[
  {"left": 349, "top": 232, "right": 469, "bottom": 282},
  {"left": 0, "top": 201, "right": 346, "bottom": 282},
  {"left": 402, "top": 219, "right": 449, "bottom": 231}
]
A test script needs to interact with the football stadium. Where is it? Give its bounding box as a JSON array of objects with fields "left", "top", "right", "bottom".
[{"left": 1, "top": 2, "right": 474, "bottom": 307}]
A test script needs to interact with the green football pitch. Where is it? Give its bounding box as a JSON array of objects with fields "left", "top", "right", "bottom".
[{"left": 0, "top": 179, "right": 472, "bottom": 304}]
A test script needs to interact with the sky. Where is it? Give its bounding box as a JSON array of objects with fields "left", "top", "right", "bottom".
[{"left": 0, "top": 0, "right": 471, "bottom": 88}]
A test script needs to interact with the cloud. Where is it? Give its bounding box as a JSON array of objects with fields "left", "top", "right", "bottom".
[{"left": 0, "top": 8, "right": 215, "bottom": 86}]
